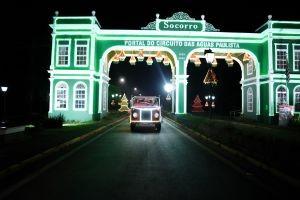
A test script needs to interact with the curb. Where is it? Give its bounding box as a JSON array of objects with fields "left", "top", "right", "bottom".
[
  {"left": 0, "top": 116, "right": 127, "bottom": 180},
  {"left": 164, "top": 115, "right": 300, "bottom": 189}
]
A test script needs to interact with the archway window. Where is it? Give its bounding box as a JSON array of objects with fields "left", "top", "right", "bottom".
[
  {"left": 55, "top": 82, "right": 68, "bottom": 110},
  {"left": 75, "top": 40, "right": 89, "bottom": 67},
  {"left": 56, "top": 40, "right": 70, "bottom": 66},
  {"left": 275, "top": 44, "right": 288, "bottom": 71},
  {"left": 293, "top": 44, "right": 300, "bottom": 71},
  {"left": 247, "top": 59, "right": 254, "bottom": 76},
  {"left": 247, "top": 87, "right": 253, "bottom": 112},
  {"left": 74, "top": 83, "right": 87, "bottom": 110},
  {"left": 276, "top": 85, "right": 288, "bottom": 112},
  {"left": 294, "top": 86, "right": 300, "bottom": 112}
]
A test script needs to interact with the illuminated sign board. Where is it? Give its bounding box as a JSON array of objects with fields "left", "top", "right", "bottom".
[
  {"left": 124, "top": 40, "right": 240, "bottom": 48},
  {"left": 158, "top": 20, "right": 204, "bottom": 31}
]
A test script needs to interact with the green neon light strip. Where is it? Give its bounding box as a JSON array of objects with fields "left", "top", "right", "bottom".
[{"left": 49, "top": 78, "right": 54, "bottom": 113}]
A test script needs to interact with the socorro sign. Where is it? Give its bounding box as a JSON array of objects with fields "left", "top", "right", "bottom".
[{"left": 158, "top": 20, "right": 204, "bottom": 31}]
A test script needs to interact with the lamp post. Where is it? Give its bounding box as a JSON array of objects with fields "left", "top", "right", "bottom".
[
  {"left": 1, "top": 86, "right": 8, "bottom": 129},
  {"left": 205, "top": 95, "right": 215, "bottom": 119},
  {"left": 133, "top": 87, "right": 138, "bottom": 97},
  {"left": 204, "top": 49, "right": 217, "bottom": 119},
  {"left": 119, "top": 77, "right": 125, "bottom": 94}
]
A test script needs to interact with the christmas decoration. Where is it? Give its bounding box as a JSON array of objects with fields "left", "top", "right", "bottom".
[
  {"left": 192, "top": 95, "right": 204, "bottom": 112},
  {"left": 163, "top": 57, "right": 170, "bottom": 66},
  {"left": 137, "top": 49, "right": 144, "bottom": 62},
  {"left": 146, "top": 56, "right": 153, "bottom": 65},
  {"left": 112, "top": 52, "right": 120, "bottom": 64},
  {"left": 189, "top": 53, "right": 197, "bottom": 63},
  {"left": 119, "top": 50, "right": 126, "bottom": 61},
  {"left": 225, "top": 52, "right": 233, "bottom": 67},
  {"left": 155, "top": 51, "right": 163, "bottom": 62},
  {"left": 118, "top": 93, "right": 130, "bottom": 112},
  {"left": 166, "top": 93, "right": 171, "bottom": 101},
  {"left": 129, "top": 55, "right": 136, "bottom": 65},
  {"left": 212, "top": 58, "right": 218, "bottom": 67},
  {"left": 243, "top": 53, "right": 251, "bottom": 62},
  {"left": 203, "top": 69, "right": 218, "bottom": 84},
  {"left": 111, "top": 99, "right": 116, "bottom": 106},
  {"left": 194, "top": 57, "right": 201, "bottom": 67}
]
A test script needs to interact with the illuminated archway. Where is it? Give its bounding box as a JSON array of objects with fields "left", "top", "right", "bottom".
[{"left": 48, "top": 12, "right": 300, "bottom": 122}]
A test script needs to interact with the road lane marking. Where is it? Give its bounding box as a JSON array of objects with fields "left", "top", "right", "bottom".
[{"left": 0, "top": 120, "right": 125, "bottom": 200}]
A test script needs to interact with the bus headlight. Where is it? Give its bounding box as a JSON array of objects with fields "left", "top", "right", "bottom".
[{"left": 154, "top": 112, "right": 160, "bottom": 119}]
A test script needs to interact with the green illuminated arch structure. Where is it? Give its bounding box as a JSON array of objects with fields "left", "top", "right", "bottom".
[{"left": 48, "top": 12, "right": 300, "bottom": 123}]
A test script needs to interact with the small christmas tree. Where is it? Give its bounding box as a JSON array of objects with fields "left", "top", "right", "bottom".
[
  {"left": 118, "top": 93, "right": 129, "bottom": 112},
  {"left": 192, "top": 95, "right": 204, "bottom": 112},
  {"left": 203, "top": 69, "right": 218, "bottom": 85}
]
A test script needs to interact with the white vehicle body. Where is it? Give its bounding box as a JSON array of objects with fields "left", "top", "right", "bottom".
[{"left": 130, "top": 96, "right": 161, "bottom": 132}]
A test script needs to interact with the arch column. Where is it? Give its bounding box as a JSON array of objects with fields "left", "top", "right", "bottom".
[
  {"left": 98, "top": 58, "right": 111, "bottom": 116},
  {"left": 175, "top": 75, "right": 189, "bottom": 114}
]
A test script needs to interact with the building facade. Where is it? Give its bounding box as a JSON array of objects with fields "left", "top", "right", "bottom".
[{"left": 48, "top": 12, "right": 300, "bottom": 122}]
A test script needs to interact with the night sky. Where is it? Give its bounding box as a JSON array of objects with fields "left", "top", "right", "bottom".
[{"left": 0, "top": 0, "right": 299, "bottom": 119}]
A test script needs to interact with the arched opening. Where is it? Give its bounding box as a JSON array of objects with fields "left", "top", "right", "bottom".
[
  {"left": 102, "top": 48, "right": 176, "bottom": 113},
  {"left": 186, "top": 49, "right": 258, "bottom": 118},
  {"left": 187, "top": 58, "right": 241, "bottom": 116}
]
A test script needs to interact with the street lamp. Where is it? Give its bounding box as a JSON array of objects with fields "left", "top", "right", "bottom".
[
  {"left": 1, "top": 86, "right": 8, "bottom": 129},
  {"left": 164, "top": 83, "right": 174, "bottom": 94},
  {"left": 203, "top": 49, "right": 217, "bottom": 119},
  {"left": 119, "top": 77, "right": 126, "bottom": 94},
  {"left": 119, "top": 77, "right": 125, "bottom": 84},
  {"left": 205, "top": 95, "right": 215, "bottom": 119}
]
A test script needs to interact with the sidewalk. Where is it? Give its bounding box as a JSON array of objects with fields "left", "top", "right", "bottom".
[{"left": 0, "top": 112, "right": 127, "bottom": 172}]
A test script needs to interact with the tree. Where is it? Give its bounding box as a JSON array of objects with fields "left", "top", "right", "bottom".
[
  {"left": 118, "top": 93, "right": 129, "bottom": 112},
  {"left": 192, "top": 95, "right": 204, "bottom": 112}
]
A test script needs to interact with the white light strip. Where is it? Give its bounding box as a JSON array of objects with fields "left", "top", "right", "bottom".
[
  {"left": 96, "top": 36, "right": 267, "bottom": 44},
  {"left": 48, "top": 70, "right": 93, "bottom": 75},
  {"left": 50, "top": 34, "right": 55, "bottom": 70},
  {"left": 89, "top": 79, "right": 94, "bottom": 114},
  {"left": 90, "top": 35, "right": 95, "bottom": 70},
  {"left": 97, "top": 29, "right": 263, "bottom": 39},
  {"left": 49, "top": 78, "right": 54, "bottom": 113}
]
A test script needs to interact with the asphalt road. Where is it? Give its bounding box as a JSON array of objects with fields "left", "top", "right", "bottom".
[{"left": 4, "top": 119, "right": 274, "bottom": 200}]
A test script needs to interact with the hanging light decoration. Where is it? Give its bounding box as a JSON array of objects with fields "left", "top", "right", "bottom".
[
  {"left": 112, "top": 52, "right": 120, "bottom": 64},
  {"left": 166, "top": 93, "right": 171, "bottom": 101},
  {"left": 129, "top": 55, "right": 136, "bottom": 65},
  {"left": 137, "top": 49, "right": 144, "bottom": 62},
  {"left": 212, "top": 58, "right": 218, "bottom": 67},
  {"left": 194, "top": 57, "right": 201, "bottom": 67},
  {"left": 163, "top": 57, "right": 170, "bottom": 66},
  {"left": 227, "top": 60, "right": 234, "bottom": 67},
  {"left": 211, "top": 102, "right": 215, "bottom": 108},
  {"left": 203, "top": 69, "right": 218, "bottom": 84},
  {"left": 146, "top": 56, "right": 153, "bottom": 65},
  {"left": 189, "top": 53, "right": 197, "bottom": 63},
  {"left": 243, "top": 53, "right": 251, "bottom": 62},
  {"left": 225, "top": 52, "right": 234, "bottom": 67},
  {"left": 205, "top": 101, "right": 209, "bottom": 107},
  {"left": 119, "top": 50, "right": 126, "bottom": 61},
  {"left": 225, "top": 52, "right": 233, "bottom": 62},
  {"left": 155, "top": 51, "right": 163, "bottom": 62}
]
